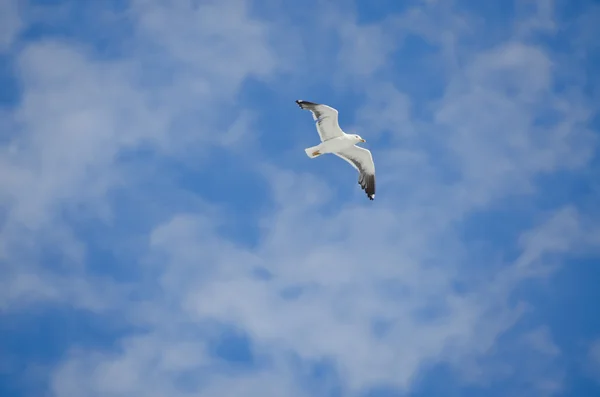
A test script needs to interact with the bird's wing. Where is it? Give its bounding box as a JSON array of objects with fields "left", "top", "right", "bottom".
[
  {"left": 334, "top": 145, "right": 376, "bottom": 200},
  {"left": 296, "top": 100, "right": 344, "bottom": 142}
]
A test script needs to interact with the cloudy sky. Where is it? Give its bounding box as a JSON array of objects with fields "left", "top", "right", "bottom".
[{"left": 1, "top": 0, "right": 599, "bottom": 396}]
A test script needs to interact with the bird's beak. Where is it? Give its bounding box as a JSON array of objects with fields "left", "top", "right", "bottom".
[{"left": 360, "top": 139, "right": 366, "bottom": 142}]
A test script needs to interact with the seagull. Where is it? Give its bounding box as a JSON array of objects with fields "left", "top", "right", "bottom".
[{"left": 296, "top": 99, "right": 376, "bottom": 200}]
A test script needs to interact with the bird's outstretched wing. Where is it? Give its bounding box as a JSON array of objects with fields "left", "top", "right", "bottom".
[
  {"left": 296, "top": 100, "right": 344, "bottom": 142},
  {"left": 335, "top": 145, "right": 376, "bottom": 200}
]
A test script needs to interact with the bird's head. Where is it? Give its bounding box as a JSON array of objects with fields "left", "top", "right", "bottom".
[{"left": 353, "top": 134, "right": 366, "bottom": 143}]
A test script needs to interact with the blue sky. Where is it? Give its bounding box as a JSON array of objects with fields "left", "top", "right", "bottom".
[{"left": 1, "top": 0, "right": 599, "bottom": 396}]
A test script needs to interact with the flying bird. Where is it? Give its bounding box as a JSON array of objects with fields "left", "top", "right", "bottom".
[{"left": 296, "top": 99, "right": 376, "bottom": 200}]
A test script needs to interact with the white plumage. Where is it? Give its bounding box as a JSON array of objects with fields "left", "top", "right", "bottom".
[{"left": 296, "top": 100, "right": 376, "bottom": 200}]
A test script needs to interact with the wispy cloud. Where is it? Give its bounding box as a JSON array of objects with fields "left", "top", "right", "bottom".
[
  {"left": 0, "top": 0, "right": 21, "bottom": 51},
  {"left": 1, "top": 0, "right": 599, "bottom": 396}
]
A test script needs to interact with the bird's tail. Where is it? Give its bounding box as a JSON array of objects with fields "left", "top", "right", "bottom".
[{"left": 304, "top": 145, "right": 322, "bottom": 158}]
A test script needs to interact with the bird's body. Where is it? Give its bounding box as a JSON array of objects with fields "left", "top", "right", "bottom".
[
  {"left": 296, "top": 99, "right": 376, "bottom": 200},
  {"left": 305, "top": 134, "right": 361, "bottom": 156}
]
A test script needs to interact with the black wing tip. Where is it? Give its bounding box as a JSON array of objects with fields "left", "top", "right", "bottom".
[
  {"left": 296, "top": 99, "right": 318, "bottom": 108},
  {"left": 358, "top": 174, "right": 375, "bottom": 201}
]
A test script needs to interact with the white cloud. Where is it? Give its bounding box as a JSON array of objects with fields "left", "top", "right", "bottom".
[
  {"left": 513, "top": 326, "right": 564, "bottom": 395},
  {"left": 52, "top": 333, "right": 210, "bottom": 397},
  {"left": 48, "top": 195, "right": 591, "bottom": 396},
  {"left": 434, "top": 41, "right": 595, "bottom": 206},
  {"left": 0, "top": 0, "right": 283, "bottom": 310},
  {"left": 0, "top": 0, "right": 598, "bottom": 396},
  {"left": 514, "top": 0, "right": 557, "bottom": 38},
  {"left": 523, "top": 327, "right": 560, "bottom": 357},
  {"left": 130, "top": 0, "right": 278, "bottom": 97},
  {"left": 0, "top": 0, "right": 21, "bottom": 51}
]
